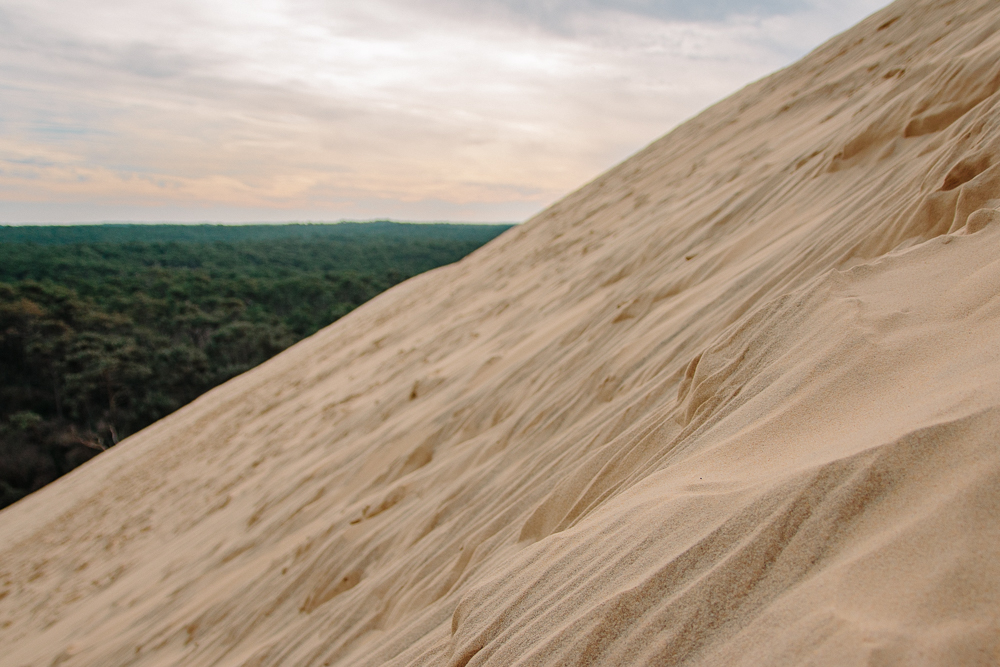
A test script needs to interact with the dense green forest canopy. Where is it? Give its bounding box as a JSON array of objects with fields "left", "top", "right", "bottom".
[{"left": 0, "top": 222, "right": 512, "bottom": 510}]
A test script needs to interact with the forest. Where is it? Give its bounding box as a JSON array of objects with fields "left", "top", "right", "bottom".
[{"left": 0, "top": 222, "right": 512, "bottom": 510}]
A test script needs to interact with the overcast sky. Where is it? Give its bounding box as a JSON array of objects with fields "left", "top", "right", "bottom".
[{"left": 0, "top": 0, "right": 890, "bottom": 224}]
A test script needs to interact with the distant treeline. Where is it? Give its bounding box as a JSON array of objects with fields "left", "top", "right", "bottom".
[
  {"left": 0, "top": 222, "right": 512, "bottom": 510},
  {"left": 0, "top": 220, "right": 512, "bottom": 245}
]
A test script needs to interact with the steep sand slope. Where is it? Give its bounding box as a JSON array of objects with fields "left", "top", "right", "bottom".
[{"left": 3, "top": 0, "right": 1000, "bottom": 664}]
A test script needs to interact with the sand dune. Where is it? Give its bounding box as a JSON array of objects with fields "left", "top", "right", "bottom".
[{"left": 3, "top": 0, "right": 1000, "bottom": 664}]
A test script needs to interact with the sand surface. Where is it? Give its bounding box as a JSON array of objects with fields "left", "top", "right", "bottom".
[{"left": 3, "top": 0, "right": 1000, "bottom": 664}]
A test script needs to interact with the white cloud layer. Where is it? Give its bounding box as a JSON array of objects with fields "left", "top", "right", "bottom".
[{"left": 0, "top": 0, "right": 890, "bottom": 223}]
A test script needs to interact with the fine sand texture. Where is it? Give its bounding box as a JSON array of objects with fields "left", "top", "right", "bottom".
[{"left": 3, "top": 0, "right": 1000, "bottom": 664}]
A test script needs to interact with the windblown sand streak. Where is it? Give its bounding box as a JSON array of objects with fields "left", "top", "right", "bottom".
[{"left": 3, "top": 0, "right": 1000, "bottom": 664}]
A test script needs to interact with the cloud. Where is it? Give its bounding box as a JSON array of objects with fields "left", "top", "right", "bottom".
[
  {"left": 418, "top": 0, "right": 805, "bottom": 30},
  {"left": 0, "top": 0, "right": 890, "bottom": 223}
]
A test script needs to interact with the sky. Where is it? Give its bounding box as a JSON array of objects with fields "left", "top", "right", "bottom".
[{"left": 0, "top": 0, "right": 890, "bottom": 224}]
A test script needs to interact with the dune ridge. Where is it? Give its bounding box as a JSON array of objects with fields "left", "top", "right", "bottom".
[{"left": 3, "top": 0, "right": 1000, "bottom": 664}]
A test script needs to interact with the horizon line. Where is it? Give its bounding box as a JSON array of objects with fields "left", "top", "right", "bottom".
[{"left": 0, "top": 219, "right": 521, "bottom": 227}]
